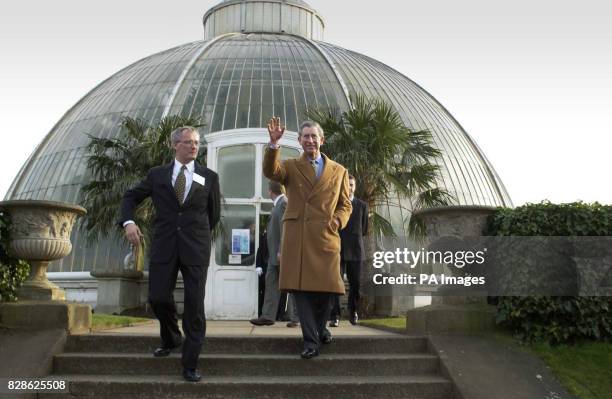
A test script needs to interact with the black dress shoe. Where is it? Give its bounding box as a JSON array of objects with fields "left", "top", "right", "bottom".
[
  {"left": 321, "top": 334, "right": 333, "bottom": 344},
  {"left": 153, "top": 341, "right": 181, "bottom": 357},
  {"left": 249, "top": 317, "right": 275, "bottom": 326},
  {"left": 300, "top": 348, "right": 319, "bottom": 359},
  {"left": 182, "top": 368, "right": 202, "bottom": 382},
  {"left": 153, "top": 337, "right": 181, "bottom": 357},
  {"left": 153, "top": 347, "right": 172, "bottom": 357},
  {"left": 350, "top": 312, "right": 359, "bottom": 325}
]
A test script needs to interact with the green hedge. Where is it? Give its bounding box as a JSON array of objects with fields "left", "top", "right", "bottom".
[
  {"left": 486, "top": 201, "right": 612, "bottom": 344},
  {"left": 485, "top": 201, "right": 612, "bottom": 237},
  {"left": 0, "top": 211, "right": 29, "bottom": 302}
]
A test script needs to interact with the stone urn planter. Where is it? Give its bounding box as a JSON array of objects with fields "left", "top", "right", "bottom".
[
  {"left": 0, "top": 200, "right": 86, "bottom": 301},
  {"left": 405, "top": 205, "right": 497, "bottom": 334},
  {"left": 413, "top": 205, "right": 496, "bottom": 246}
]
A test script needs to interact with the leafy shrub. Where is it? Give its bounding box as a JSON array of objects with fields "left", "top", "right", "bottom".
[
  {"left": 496, "top": 296, "right": 612, "bottom": 344},
  {"left": 485, "top": 201, "right": 612, "bottom": 237},
  {"left": 0, "top": 211, "right": 30, "bottom": 302},
  {"left": 487, "top": 201, "right": 612, "bottom": 344}
]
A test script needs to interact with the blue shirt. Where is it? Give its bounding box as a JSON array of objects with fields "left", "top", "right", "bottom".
[{"left": 308, "top": 154, "right": 324, "bottom": 179}]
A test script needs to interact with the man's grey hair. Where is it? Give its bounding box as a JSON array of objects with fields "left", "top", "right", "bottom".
[
  {"left": 170, "top": 126, "right": 199, "bottom": 144},
  {"left": 299, "top": 121, "right": 324, "bottom": 138}
]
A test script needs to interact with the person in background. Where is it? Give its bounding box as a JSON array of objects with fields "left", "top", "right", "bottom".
[
  {"left": 250, "top": 181, "right": 287, "bottom": 326},
  {"left": 255, "top": 229, "right": 268, "bottom": 317},
  {"left": 329, "top": 174, "right": 368, "bottom": 326}
]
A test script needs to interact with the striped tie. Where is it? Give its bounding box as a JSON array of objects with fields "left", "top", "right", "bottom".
[
  {"left": 310, "top": 160, "right": 317, "bottom": 178},
  {"left": 174, "top": 165, "right": 187, "bottom": 205}
]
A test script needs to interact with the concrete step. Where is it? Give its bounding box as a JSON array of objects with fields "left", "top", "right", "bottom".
[
  {"left": 40, "top": 375, "right": 453, "bottom": 399},
  {"left": 66, "top": 335, "right": 428, "bottom": 354},
  {"left": 54, "top": 353, "right": 440, "bottom": 376}
]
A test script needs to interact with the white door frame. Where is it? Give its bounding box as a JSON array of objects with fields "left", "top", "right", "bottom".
[{"left": 205, "top": 128, "right": 299, "bottom": 319}]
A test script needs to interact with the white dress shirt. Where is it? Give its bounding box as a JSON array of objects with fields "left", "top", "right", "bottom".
[{"left": 273, "top": 193, "right": 286, "bottom": 207}]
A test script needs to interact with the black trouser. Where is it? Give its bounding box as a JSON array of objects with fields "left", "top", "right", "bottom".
[
  {"left": 293, "top": 292, "right": 333, "bottom": 350},
  {"left": 149, "top": 251, "right": 208, "bottom": 370},
  {"left": 330, "top": 260, "right": 362, "bottom": 320},
  {"left": 277, "top": 292, "right": 288, "bottom": 320},
  {"left": 258, "top": 275, "right": 265, "bottom": 317}
]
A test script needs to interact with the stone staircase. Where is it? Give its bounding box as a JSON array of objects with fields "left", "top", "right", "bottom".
[{"left": 43, "top": 334, "right": 453, "bottom": 398}]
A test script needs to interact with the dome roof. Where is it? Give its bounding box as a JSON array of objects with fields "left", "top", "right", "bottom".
[{"left": 6, "top": 21, "right": 511, "bottom": 272}]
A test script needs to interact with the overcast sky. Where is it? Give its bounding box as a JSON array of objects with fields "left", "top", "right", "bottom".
[{"left": 1, "top": 0, "right": 610, "bottom": 206}]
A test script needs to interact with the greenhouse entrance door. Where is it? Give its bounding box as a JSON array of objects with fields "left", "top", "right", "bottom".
[{"left": 204, "top": 129, "right": 299, "bottom": 320}]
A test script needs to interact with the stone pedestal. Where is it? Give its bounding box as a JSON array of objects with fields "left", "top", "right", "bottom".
[
  {"left": 18, "top": 261, "right": 67, "bottom": 301},
  {"left": 406, "top": 205, "right": 497, "bottom": 334},
  {"left": 405, "top": 303, "right": 496, "bottom": 334},
  {"left": 375, "top": 280, "right": 417, "bottom": 317},
  {"left": 91, "top": 271, "right": 144, "bottom": 314},
  {"left": 90, "top": 242, "right": 145, "bottom": 314},
  {"left": 0, "top": 301, "right": 91, "bottom": 334},
  {"left": 407, "top": 293, "right": 495, "bottom": 334}
]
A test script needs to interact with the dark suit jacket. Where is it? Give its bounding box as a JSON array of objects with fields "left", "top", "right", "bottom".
[
  {"left": 256, "top": 231, "right": 269, "bottom": 283},
  {"left": 119, "top": 161, "right": 220, "bottom": 266},
  {"left": 340, "top": 197, "right": 368, "bottom": 262}
]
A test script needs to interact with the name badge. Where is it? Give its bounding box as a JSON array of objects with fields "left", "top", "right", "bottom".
[{"left": 193, "top": 173, "right": 206, "bottom": 186}]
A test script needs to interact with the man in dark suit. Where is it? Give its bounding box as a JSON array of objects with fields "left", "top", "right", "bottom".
[
  {"left": 250, "top": 181, "right": 286, "bottom": 326},
  {"left": 255, "top": 229, "right": 268, "bottom": 317},
  {"left": 329, "top": 175, "right": 368, "bottom": 326},
  {"left": 120, "top": 126, "right": 220, "bottom": 382}
]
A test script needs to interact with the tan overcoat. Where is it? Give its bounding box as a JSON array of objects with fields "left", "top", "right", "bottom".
[{"left": 263, "top": 147, "right": 352, "bottom": 294}]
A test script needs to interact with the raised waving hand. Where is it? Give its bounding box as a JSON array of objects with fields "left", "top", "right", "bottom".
[{"left": 267, "top": 116, "right": 285, "bottom": 145}]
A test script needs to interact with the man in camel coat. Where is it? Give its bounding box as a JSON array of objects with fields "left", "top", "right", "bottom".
[{"left": 263, "top": 117, "right": 352, "bottom": 359}]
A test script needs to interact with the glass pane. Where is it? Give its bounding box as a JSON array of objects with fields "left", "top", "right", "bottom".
[
  {"left": 215, "top": 204, "right": 257, "bottom": 266},
  {"left": 261, "top": 146, "right": 300, "bottom": 199},
  {"left": 218, "top": 144, "right": 255, "bottom": 198},
  {"left": 260, "top": 202, "right": 273, "bottom": 214}
]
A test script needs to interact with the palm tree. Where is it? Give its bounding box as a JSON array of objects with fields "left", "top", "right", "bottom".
[
  {"left": 306, "top": 94, "right": 453, "bottom": 240},
  {"left": 80, "top": 115, "right": 205, "bottom": 245}
]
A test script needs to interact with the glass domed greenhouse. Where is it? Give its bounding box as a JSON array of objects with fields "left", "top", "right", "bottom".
[{"left": 5, "top": 0, "right": 511, "bottom": 318}]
